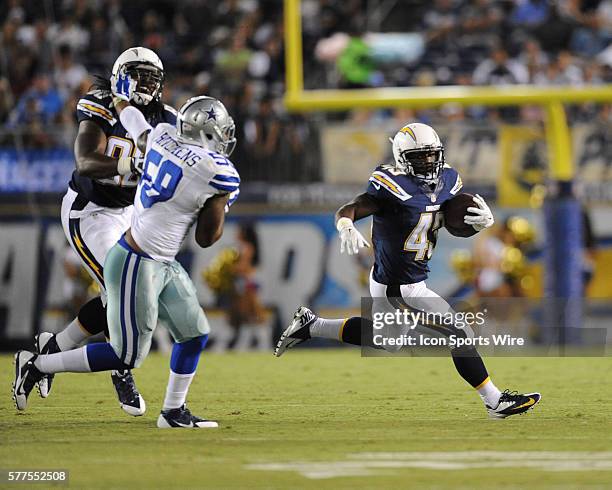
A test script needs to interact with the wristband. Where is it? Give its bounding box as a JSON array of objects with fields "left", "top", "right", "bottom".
[{"left": 336, "top": 217, "right": 354, "bottom": 232}]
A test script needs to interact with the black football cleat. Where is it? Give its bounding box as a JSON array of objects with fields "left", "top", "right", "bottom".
[
  {"left": 35, "top": 332, "right": 60, "bottom": 398},
  {"left": 487, "top": 390, "right": 541, "bottom": 419},
  {"left": 13, "top": 351, "right": 44, "bottom": 411},
  {"left": 157, "top": 404, "right": 218, "bottom": 428},
  {"left": 274, "top": 306, "right": 316, "bottom": 357},
  {"left": 111, "top": 370, "right": 146, "bottom": 416}
]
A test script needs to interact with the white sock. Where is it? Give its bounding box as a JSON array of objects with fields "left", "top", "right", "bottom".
[
  {"left": 310, "top": 317, "right": 346, "bottom": 340},
  {"left": 477, "top": 377, "right": 502, "bottom": 408},
  {"left": 34, "top": 347, "right": 91, "bottom": 373},
  {"left": 55, "top": 319, "right": 90, "bottom": 350},
  {"left": 163, "top": 371, "right": 195, "bottom": 410}
]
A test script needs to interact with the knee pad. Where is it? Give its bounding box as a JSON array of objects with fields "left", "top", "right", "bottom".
[{"left": 78, "top": 297, "right": 108, "bottom": 336}]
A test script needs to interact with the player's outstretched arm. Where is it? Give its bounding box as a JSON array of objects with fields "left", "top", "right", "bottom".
[
  {"left": 74, "top": 120, "right": 128, "bottom": 179},
  {"left": 335, "top": 192, "right": 380, "bottom": 223},
  {"left": 195, "top": 193, "right": 230, "bottom": 248},
  {"left": 334, "top": 193, "right": 380, "bottom": 255},
  {"left": 112, "top": 98, "right": 152, "bottom": 157}
]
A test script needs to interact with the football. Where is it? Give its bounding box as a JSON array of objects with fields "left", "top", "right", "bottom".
[{"left": 442, "top": 192, "right": 479, "bottom": 237}]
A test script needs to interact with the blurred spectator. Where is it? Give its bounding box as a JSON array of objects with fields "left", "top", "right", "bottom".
[
  {"left": 244, "top": 95, "right": 281, "bottom": 177},
  {"left": 2, "top": 9, "right": 38, "bottom": 98},
  {"left": 54, "top": 44, "right": 89, "bottom": 100},
  {"left": 534, "top": 2, "right": 576, "bottom": 52},
  {"left": 87, "top": 16, "right": 114, "bottom": 73},
  {"left": 202, "top": 222, "right": 270, "bottom": 351},
  {"left": 337, "top": 27, "right": 373, "bottom": 88},
  {"left": 424, "top": 0, "right": 459, "bottom": 44},
  {"left": 473, "top": 46, "right": 529, "bottom": 86},
  {"left": 141, "top": 10, "right": 165, "bottom": 52},
  {"left": 231, "top": 223, "right": 271, "bottom": 351},
  {"left": 520, "top": 39, "right": 549, "bottom": 83},
  {"left": 472, "top": 217, "right": 536, "bottom": 298},
  {"left": 473, "top": 44, "right": 529, "bottom": 121},
  {"left": 8, "top": 73, "right": 63, "bottom": 146},
  {"left": 458, "top": 0, "right": 503, "bottom": 49},
  {"left": 47, "top": 12, "right": 89, "bottom": 53},
  {"left": 216, "top": 32, "right": 253, "bottom": 91},
  {"left": 0, "top": 78, "right": 14, "bottom": 124},
  {"left": 511, "top": 0, "right": 550, "bottom": 27},
  {"left": 17, "top": 18, "right": 54, "bottom": 73},
  {"left": 249, "top": 35, "right": 283, "bottom": 85},
  {"left": 9, "top": 73, "right": 62, "bottom": 125},
  {"left": 544, "top": 51, "right": 584, "bottom": 86},
  {"left": 569, "top": 0, "right": 612, "bottom": 56}
]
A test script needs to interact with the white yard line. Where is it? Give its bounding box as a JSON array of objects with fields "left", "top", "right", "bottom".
[{"left": 246, "top": 451, "right": 612, "bottom": 479}]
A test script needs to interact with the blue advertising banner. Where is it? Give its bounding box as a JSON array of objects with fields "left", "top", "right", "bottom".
[{"left": 0, "top": 148, "right": 73, "bottom": 193}]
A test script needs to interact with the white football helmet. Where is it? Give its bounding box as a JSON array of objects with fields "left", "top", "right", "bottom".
[
  {"left": 111, "top": 47, "right": 164, "bottom": 106},
  {"left": 390, "top": 123, "right": 445, "bottom": 184}
]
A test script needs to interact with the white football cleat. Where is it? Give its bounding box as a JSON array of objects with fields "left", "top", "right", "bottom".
[
  {"left": 274, "top": 306, "right": 317, "bottom": 357},
  {"left": 13, "top": 351, "right": 44, "bottom": 411},
  {"left": 487, "top": 390, "right": 541, "bottom": 419}
]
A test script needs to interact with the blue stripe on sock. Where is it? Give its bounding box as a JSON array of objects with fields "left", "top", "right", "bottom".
[
  {"left": 119, "top": 252, "right": 131, "bottom": 363},
  {"left": 170, "top": 335, "right": 209, "bottom": 374},
  {"left": 86, "top": 343, "right": 128, "bottom": 371},
  {"left": 129, "top": 255, "right": 141, "bottom": 366}
]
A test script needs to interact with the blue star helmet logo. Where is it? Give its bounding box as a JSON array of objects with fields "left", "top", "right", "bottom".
[{"left": 205, "top": 107, "right": 217, "bottom": 121}]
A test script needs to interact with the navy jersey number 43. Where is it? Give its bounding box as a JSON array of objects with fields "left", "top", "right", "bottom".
[{"left": 366, "top": 164, "right": 463, "bottom": 285}]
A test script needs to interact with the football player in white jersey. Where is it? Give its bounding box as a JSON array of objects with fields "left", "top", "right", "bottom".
[{"left": 13, "top": 73, "right": 239, "bottom": 428}]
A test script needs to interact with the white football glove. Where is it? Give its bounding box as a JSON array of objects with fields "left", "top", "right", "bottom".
[
  {"left": 464, "top": 194, "right": 494, "bottom": 231},
  {"left": 337, "top": 217, "right": 371, "bottom": 255}
]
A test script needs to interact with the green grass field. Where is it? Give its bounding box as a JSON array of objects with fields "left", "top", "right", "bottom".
[{"left": 1, "top": 349, "right": 611, "bottom": 489}]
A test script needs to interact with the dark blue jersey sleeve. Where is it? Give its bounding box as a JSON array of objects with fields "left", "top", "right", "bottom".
[
  {"left": 444, "top": 166, "right": 464, "bottom": 196},
  {"left": 162, "top": 104, "right": 178, "bottom": 125},
  {"left": 76, "top": 90, "right": 116, "bottom": 134}
]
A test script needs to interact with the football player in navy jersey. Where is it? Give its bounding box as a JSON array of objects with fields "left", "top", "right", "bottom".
[
  {"left": 34, "top": 47, "right": 177, "bottom": 417},
  {"left": 275, "top": 123, "right": 541, "bottom": 419}
]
